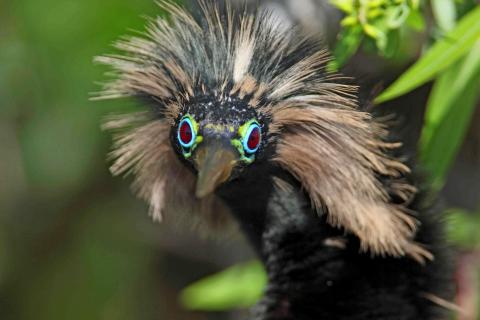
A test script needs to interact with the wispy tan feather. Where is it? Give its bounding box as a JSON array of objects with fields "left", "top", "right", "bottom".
[
  {"left": 270, "top": 104, "right": 430, "bottom": 262},
  {"left": 104, "top": 113, "right": 231, "bottom": 228}
]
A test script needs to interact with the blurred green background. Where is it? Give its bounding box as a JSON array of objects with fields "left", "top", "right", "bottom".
[{"left": 0, "top": 0, "right": 479, "bottom": 319}]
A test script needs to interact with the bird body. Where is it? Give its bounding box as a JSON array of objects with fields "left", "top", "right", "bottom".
[{"left": 98, "top": 1, "right": 453, "bottom": 319}]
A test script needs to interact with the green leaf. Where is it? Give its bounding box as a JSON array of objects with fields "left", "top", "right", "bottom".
[
  {"left": 375, "top": 6, "right": 480, "bottom": 104},
  {"left": 180, "top": 260, "right": 267, "bottom": 311},
  {"left": 431, "top": 0, "right": 457, "bottom": 32},
  {"left": 409, "top": 0, "right": 420, "bottom": 10},
  {"left": 382, "top": 29, "right": 401, "bottom": 57},
  {"left": 419, "top": 40, "right": 480, "bottom": 187},
  {"left": 384, "top": 3, "right": 411, "bottom": 29},
  {"left": 341, "top": 16, "right": 358, "bottom": 27},
  {"left": 328, "top": 25, "right": 363, "bottom": 71},
  {"left": 329, "top": 0, "right": 354, "bottom": 13},
  {"left": 406, "top": 8, "right": 426, "bottom": 31},
  {"left": 446, "top": 209, "right": 480, "bottom": 248},
  {"left": 363, "top": 23, "right": 380, "bottom": 39}
]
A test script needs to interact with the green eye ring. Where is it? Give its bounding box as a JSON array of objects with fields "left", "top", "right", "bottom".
[
  {"left": 177, "top": 114, "right": 202, "bottom": 158},
  {"left": 231, "top": 119, "right": 261, "bottom": 164}
]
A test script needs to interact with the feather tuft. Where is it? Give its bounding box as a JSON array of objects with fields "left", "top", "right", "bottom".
[{"left": 104, "top": 112, "right": 231, "bottom": 229}]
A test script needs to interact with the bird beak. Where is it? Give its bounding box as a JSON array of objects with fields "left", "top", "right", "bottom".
[{"left": 193, "top": 141, "right": 237, "bottom": 198}]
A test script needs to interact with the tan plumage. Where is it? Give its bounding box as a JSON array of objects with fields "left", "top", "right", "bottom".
[{"left": 103, "top": 112, "right": 231, "bottom": 228}]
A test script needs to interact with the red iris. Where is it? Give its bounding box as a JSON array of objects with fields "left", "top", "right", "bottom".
[
  {"left": 179, "top": 121, "right": 193, "bottom": 145},
  {"left": 247, "top": 126, "right": 260, "bottom": 150}
]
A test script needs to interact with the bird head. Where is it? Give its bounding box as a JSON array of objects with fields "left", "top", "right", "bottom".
[
  {"left": 97, "top": 1, "right": 428, "bottom": 260},
  {"left": 172, "top": 95, "right": 268, "bottom": 198}
]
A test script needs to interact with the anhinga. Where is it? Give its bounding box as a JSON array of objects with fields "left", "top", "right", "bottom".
[{"left": 97, "top": 1, "right": 453, "bottom": 319}]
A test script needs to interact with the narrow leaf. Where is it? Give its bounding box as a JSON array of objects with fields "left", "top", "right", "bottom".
[
  {"left": 375, "top": 6, "right": 480, "bottom": 104},
  {"left": 419, "top": 40, "right": 480, "bottom": 187}
]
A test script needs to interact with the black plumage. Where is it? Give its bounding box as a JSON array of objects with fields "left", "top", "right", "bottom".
[{"left": 97, "top": 1, "right": 454, "bottom": 319}]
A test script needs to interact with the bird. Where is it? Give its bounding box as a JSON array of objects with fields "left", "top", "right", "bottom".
[{"left": 96, "top": 1, "right": 454, "bottom": 319}]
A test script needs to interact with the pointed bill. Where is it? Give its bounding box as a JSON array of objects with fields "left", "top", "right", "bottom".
[{"left": 194, "top": 142, "right": 237, "bottom": 198}]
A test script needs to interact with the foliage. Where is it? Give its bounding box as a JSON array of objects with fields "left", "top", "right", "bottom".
[
  {"left": 329, "top": 0, "right": 422, "bottom": 69},
  {"left": 419, "top": 40, "right": 480, "bottom": 188},
  {"left": 180, "top": 261, "right": 267, "bottom": 311},
  {"left": 375, "top": 5, "right": 480, "bottom": 103}
]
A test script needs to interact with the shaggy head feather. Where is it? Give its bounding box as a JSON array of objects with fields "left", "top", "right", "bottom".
[{"left": 96, "top": 0, "right": 430, "bottom": 261}]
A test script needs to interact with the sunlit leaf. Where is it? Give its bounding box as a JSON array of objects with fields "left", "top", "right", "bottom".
[
  {"left": 419, "top": 40, "right": 480, "bottom": 187},
  {"left": 180, "top": 260, "right": 266, "bottom": 311},
  {"left": 375, "top": 6, "right": 480, "bottom": 103},
  {"left": 329, "top": 0, "right": 354, "bottom": 13},
  {"left": 367, "top": 8, "right": 383, "bottom": 19},
  {"left": 409, "top": 0, "right": 420, "bottom": 10},
  {"left": 363, "top": 23, "right": 382, "bottom": 39},
  {"left": 431, "top": 0, "right": 457, "bottom": 32},
  {"left": 341, "top": 16, "right": 357, "bottom": 27},
  {"left": 385, "top": 3, "right": 410, "bottom": 29}
]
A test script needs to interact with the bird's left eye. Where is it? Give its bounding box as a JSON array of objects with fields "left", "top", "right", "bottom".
[{"left": 242, "top": 122, "right": 261, "bottom": 154}]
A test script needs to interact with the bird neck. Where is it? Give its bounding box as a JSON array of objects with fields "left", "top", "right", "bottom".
[
  {"left": 217, "top": 165, "right": 335, "bottom": 262},
  {"left": 218, "top": 169, "right": 348, "bottom": 317},
  {"left": 216, "top": 162, "right": 276, "bottom": 257}
]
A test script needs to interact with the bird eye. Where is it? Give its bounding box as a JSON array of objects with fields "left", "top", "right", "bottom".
[
  {"left": 231, "top": 119, "right": 262, "bottom": 164},
  {"left": 177, "top": 115, "right": 196, "bottom": 148},
  {"left": 242, "top": 122, "right": 261, "bottom": 154}
]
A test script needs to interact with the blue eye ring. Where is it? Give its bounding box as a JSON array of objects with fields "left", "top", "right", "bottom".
[
  {"left": 177, "top": 115, "right": 196, "bottom": 148},
  {"left": 242, "top": 122, "right": 261, "bottom": 154}
]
